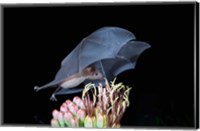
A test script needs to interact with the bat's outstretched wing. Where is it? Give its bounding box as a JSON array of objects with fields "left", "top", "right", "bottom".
[
  {"left": 83, "top": 40, "right": 151, "bottom": 86},
  {"left": 114, "top": 40, "right": 151, "bottom": 76},
  {"left": 83, "top": 40, "right": 150, "bottom": 86},
  {"left": 56, "top": 27, "right": 136, "bottom": 78}
]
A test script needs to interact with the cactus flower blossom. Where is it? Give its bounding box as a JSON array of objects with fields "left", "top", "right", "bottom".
[{"left": 51, "top": 78, "right": 132, "bottom": 128}]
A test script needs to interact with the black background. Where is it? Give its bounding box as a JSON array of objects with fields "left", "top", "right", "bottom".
[{"left": 3, "top": 3, "right": 196, "bottom": 128}]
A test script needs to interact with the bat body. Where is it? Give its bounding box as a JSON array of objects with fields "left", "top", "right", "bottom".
[
  {"left": 35, "top": 67, "right": 102, "bottom": 91},
  {"left": 35, "top": 67, "right": 103, "bottom": 101},
  {"left": 60, "top": 67, "right": 103, "bottom": 88},
  {"left": 34, "top": 27, "right": 151, "bottom": 101}
]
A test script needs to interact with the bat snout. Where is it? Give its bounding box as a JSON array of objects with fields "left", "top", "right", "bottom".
[
  {"left": 100, "top": 75, "right": 104, "bottom": 79},
  {"left": 97, "top": 73, "right": 104, "bottom": 80}
]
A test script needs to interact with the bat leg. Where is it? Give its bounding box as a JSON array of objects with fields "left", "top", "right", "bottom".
[{"left": 50, "top": 87, "right": 62, "bottom": 101}]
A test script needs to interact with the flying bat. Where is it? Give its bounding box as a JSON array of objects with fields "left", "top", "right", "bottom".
[{"left": 34, "top": 27, "right": 151, "bottom": 101}]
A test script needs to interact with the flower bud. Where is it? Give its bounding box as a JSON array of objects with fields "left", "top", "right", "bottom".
[
  {"left": 60, "top": 103, "right": 68, "bottom": 113},
  {"left": 73, "top": 96, "right": 86, "bottom": 109},
  {"left": 103, "top": 114, "right": 108, "bottom": 128},
  {"left": 64, "top": 111, "right": 73, "bottom": 126},
  {"left": 77, "top": 109, "right": 86, "bottom": 122},
  {"left": 57, "top": 112, "right": 65, "bottom": 127},
  {"left": 51, "top": 118, "right": 60, "bottom": 127},
  {"left": 84, "top": 115, "right": 95, "bottom": 128},
  {"left": 65, "top": 100, "right": 72, "bottom": 106},
  {"left": 52, "top": 109, "right": 59, "bottom": 119},
  {"left": 96, "top": 113, "right": 104, "bottom": 128},
  {"left": 68, "top": 102, "right": 78, "bottom": 115},
  {"left": 92, "top": 116, "right": 96, "bottom": 128},
  {"left": 70, "top": 118, "right": 78, "bottom": 127}
]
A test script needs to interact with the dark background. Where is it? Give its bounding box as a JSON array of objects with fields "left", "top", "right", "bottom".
[{"left": 3, "top": 3, "right": 196, "bottom": 128}]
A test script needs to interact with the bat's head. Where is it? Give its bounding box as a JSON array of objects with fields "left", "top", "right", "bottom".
[{"left": 83, "top": 67, "right": 103, "bottom": 80}]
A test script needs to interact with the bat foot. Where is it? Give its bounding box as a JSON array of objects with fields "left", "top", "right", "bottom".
[
  {"left": 50, "top": 94, "right": 57, "bottom": 101},
  {"left": 34, "top": 86, "right": 40, "bottom": 92}
]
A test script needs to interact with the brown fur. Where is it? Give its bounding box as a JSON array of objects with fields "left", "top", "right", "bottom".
[
  {"left": 60, "top": 67, "right": 96, "bottom": 84},
  {"left": 82, "top": 67, "right": 96, "bottom": 76}
]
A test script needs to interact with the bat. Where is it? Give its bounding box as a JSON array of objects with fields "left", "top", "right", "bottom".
[
  {"left": 34, "top": 67, "right": 103, "bottom": 101},
  {"left": 34, "top": 27, "right": 151, "bottom": 101}
]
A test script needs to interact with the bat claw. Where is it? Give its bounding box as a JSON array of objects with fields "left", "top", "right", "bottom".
[
  {"left": 34, "top": 86, "right": 40, "bottom": 92},
  {"left": 50, "top": 94, "right": 57, "bottom": 101}
]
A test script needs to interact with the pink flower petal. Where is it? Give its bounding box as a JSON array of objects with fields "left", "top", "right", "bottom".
[
  {"left": 77, "top": 109, "right": 86, "bottom": 121},
  {"left": 73, "top": 96, "right": 86, "bottom": 109},
  {"left": 70, "top": 118, "right": 78, "bottom": 127},
  {"left": 73, "top": 96, "right": 80, "bottom": 103},
  {"left": 57, "top": 111, "right": 64, "bottom": 121},
  {"left": 64, "top": 111, "right": 73, "bottom": 122},
  {"left": 52, "top": 109, "right": 59, "bottom": 119},
  {"left": 65, "top": 100, "right": 72, "bottom": 106},
  {"left": 68, "top": 102, "right": 78, "bottom": 115},
  {"left": 60, "top": 103, "right": 68, "bottom": 113}
]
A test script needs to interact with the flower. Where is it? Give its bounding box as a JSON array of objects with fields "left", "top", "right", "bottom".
[{"left": 51, "top": 78, "right": 132, "bottom": 128}]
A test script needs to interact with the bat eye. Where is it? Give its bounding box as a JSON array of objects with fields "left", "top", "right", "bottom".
[{"left": 95, "top": 73, "right": 98, "bottom": 76}]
